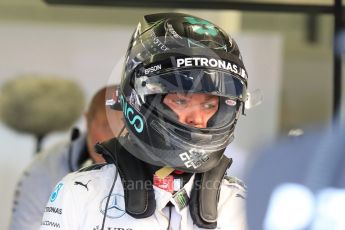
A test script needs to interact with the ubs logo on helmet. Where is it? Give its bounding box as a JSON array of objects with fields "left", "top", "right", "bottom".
[
  {"left": 120, "top": 95, "right": 144, "bottom": 133},
  {"left": 179, "top": 148, "right": 209, "bottom": 169}
]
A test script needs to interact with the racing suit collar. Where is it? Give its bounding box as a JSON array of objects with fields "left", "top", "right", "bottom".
[{"left": 154, "top": 174, "right": 195, "bottom": 213}]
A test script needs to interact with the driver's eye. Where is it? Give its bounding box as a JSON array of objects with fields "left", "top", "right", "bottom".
[
  {"left": 174, "top": 98, "right": 187, "bottom": 106},
  {"left": 203, "top": 102, "right": 217, "bottom": 109}
]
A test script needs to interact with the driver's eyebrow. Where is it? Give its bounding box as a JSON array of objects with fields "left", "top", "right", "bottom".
[
  {"left": 205, "top": 95, "right": 218, "bottom": 102},
  {"left": 175, "top": 93, "right": 218, "bottom": 101},
  {"left": 204, "top": 95, "right": 218, "bottom": 100},
  {"left": 174, "top": 93, "right": 191, "bottom": 99}
]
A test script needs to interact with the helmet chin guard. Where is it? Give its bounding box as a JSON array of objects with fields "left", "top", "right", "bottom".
[
  {"left": 116, "top": 13, "right": 248, "bottom": 172},
  {"left": 121, "top": 131, "right": 232, "bottom": 173}
]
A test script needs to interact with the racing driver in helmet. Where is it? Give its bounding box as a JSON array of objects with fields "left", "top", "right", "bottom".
[{"left": 40, "top": 13, "right": 248, "bottom": 230}]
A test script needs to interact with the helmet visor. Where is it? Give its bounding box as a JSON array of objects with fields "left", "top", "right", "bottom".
[{"left": 135, "top": 68, "right": 247, "bottom": 102}]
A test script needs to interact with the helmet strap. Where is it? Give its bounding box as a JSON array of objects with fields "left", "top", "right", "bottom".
[{"left": 155, "top": 166, "right": 175, "bottom": 178}]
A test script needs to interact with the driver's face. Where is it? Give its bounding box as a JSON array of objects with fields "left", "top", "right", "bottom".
[{"left": 163, "top": 93, "right": 219, "bottom": 128}]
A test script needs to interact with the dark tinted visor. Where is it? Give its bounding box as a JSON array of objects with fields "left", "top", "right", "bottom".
[{"left": 135, "top": 69, "right": 247, "bottom": 101}]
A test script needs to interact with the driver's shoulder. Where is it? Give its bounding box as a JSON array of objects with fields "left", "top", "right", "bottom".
[{"left": 61, "top": 163, "right": 115, "bottom": 191}]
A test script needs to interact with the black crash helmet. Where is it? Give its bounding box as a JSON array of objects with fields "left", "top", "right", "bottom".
[{"left": 116, "top": 12, "right": 248, "bottom": 173}]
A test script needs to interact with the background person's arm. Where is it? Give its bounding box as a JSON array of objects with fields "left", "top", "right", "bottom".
[{"left": 9, "top": 163, "right": 54, "bottom": 230}]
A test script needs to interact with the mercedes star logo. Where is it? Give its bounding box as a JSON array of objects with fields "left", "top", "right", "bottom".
[{"left": 100, "top": 194, "right": 126, "bottom": 219}]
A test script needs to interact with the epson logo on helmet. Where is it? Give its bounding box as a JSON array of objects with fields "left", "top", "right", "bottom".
[
  {"left": 176, "top": 57, "right": 247, "bottom": 78},
  {"left": 120, "top": 95, "right": 144, "bottom": 133},
  {"left": 144, "top": 64, "right": 162, "bottom": 75}
]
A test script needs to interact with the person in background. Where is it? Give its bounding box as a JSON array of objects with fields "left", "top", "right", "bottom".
[
  {"left": 246, "top": 126, "right": 345, "bottom": 230},
  {"left": 9, "top": 86, "right": 123, "bottom": 230},
  {"left": 224, "top": 144, "right": 249, "bottom": 179}
]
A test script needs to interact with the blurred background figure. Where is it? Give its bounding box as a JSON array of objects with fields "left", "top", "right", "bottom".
[
  {"left": 246, "top": 126, "right": 345, "bottom": 230},
  {"left": 9, "top": 86, "right": 123, "bottom": 230},
  {"left": 0, "top": 74, "right": 85, "bottom": 153},
  {"left": 224, "top": 144, "right": 250, "bottom": 179}
]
